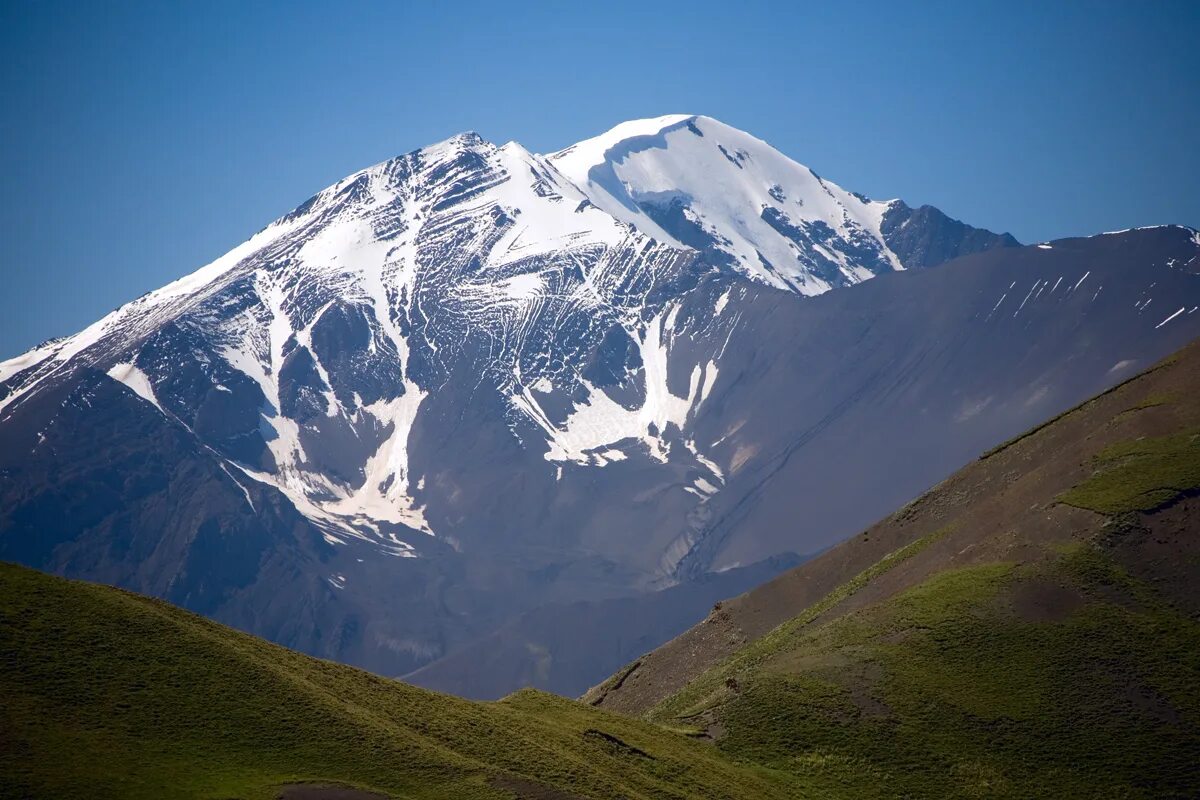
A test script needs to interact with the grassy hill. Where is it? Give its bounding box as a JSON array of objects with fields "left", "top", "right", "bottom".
[
  {"left": 588, "top": 342, "right": 1200, "bottom": 799},
  {"left": 0, "top": 561, "right": 813, "bottom": 800}
]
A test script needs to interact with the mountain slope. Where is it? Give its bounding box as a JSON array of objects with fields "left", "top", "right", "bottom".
[
  {"left": 586, "top": 339, "right": 1200, "bottom": 799},
  {"left": 0, "top": 560, "right": 809, "bottom": 800},
  {"left": 663, "top": 225, "right": 1200, "bottom": 574},
  {"left": 1, "top": 116, "right": 1198, "bottom": 697}
]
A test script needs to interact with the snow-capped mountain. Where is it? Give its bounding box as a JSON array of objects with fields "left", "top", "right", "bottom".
[
  {"left": 0, "top": 115, "right": 1014, "bottom": 557},
  {"left": 3, "top": 115, "right": 1199, "bottom": 695}
]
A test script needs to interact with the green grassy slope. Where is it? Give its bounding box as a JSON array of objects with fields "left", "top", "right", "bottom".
[
  {"left": 0, "top": 562, "right": 809, "bottom": 800},
  {"left": 1058, "top": 426, "right": 1200, "bottom": 514},
  {"left": 653, "top": 548, "right": 1200, "bottom": 799},
  {"left": 633, "top": 345, "right": 1200, "bottom": 799}
]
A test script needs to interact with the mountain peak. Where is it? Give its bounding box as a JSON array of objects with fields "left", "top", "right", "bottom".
[
  {"left": 547, "top": 113, "right": 699, "bottom": 163},
  {"left": 441, "top": 130, "right": 487, "bottom": 147},
  {"left": 547, "top": 114, "right": 904, "bottom": 292}
]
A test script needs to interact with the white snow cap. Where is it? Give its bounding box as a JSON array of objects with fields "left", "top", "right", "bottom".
[{"left": 547, "top": 114, "right": 902, "bottom": 294}]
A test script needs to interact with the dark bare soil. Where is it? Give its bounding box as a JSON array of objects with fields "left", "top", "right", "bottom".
[{"left": 489, "top": 776, "right": 590, "bottom": 800}]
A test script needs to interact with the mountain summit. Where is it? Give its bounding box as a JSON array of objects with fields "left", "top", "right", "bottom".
[
  {"left": 548, "top": 114, "right": 1018, "bottom": 291},
  {"left": 2, "top": 116, "right": 1198, "bottom": 693}
]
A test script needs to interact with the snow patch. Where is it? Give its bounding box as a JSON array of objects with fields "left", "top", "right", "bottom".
[
  {"left": 105, "top": 363, "right": 164, "bottom": 413},
  {"left": 512, "top": 304, "right": 717, "bottom": 465}
]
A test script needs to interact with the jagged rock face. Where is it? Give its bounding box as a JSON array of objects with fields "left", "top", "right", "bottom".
[
  {"left": 3, "top": 115, "right": 1200, "bottom": 692},
  {"left": 880, "top": 200, "right": 1021, "bottom": 268}
]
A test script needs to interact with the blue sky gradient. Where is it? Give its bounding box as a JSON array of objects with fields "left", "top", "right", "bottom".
[{"left": 2, "top": 0, "right": 1198, "bottom": 355}]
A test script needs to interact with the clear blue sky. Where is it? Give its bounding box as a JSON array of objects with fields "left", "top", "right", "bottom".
[{"left": 2, "top": 0, "right": 1198, "bottom": 357}]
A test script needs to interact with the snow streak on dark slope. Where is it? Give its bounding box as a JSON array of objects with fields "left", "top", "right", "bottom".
[{"left": 2, "top": 115, "right": 1199, "bottom": 695}]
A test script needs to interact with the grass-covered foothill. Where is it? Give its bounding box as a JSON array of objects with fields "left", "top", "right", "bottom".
[
  {"left": 650, "top": 524, "right": 954, "bottom": 723},
  {"left": 1058, "top": 428, "right": 1200, "bottom": 515},
  {"left": 0, "top": 562, "right": 807, "bottom": 800},
  {"left": 650, "top": 547, "right": 1200, "bottom": 800}
]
